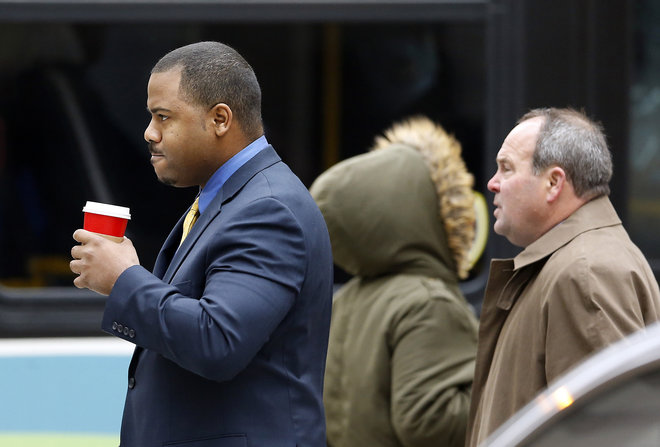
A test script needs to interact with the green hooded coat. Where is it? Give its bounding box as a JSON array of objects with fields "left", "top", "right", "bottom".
[{"left": 311, "top": 124, "right": 479, "bottom": 447}]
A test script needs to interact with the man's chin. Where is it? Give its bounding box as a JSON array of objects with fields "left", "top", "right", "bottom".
[
  {"left": 156, "top": 174, "right": 176, "bottom": 187},
  {"left": 493, "top": 224, "right": 515, "bottom": 244},
  {"left": 493, "top": 221, "right": 504, "bottom": 237},
  {"left": 155, "top": 171, "right": 196, "bottom": 188}
]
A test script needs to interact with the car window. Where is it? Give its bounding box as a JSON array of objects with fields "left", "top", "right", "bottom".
[{"left": 522, "top": 367, "right": 660, "bottom": 446}]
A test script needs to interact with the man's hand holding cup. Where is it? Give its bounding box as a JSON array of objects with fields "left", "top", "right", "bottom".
[{"left": 70, "top": 201, "right": 139, "bottom": 296}]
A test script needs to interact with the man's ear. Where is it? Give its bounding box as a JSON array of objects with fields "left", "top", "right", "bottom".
[
  {"left": 210, "top": 103, "right": 232, "bottom": 137},
  {"left": 546, "top": 166, "right": 567, "bottom": 203}
]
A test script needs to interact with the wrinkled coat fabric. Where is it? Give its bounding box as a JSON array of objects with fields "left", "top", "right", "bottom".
[{"left": 467, "top": 195, "right": 660, "bottom": 446}]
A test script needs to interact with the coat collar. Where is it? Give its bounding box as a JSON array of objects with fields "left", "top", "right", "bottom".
[
  {"left": 484, "top": 195, "right": 621, "bottom": 312},
  {"left": 513, "top": 195, "right": 621, "bottom": 270},
  {"left": 154, "top": 146, "right": 281, "bottom": 282}
]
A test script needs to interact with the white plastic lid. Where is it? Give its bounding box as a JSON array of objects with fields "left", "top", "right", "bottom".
[{"left": 82, "top": 201, "right": 131, "bottom": 220}]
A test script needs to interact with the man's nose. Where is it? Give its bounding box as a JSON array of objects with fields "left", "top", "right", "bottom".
[
  {"left": 487, "top": 174, "right": 499, "bottom": 193},
  {"left": 144, "top": 120, "right": 161, "bottom": 143}
]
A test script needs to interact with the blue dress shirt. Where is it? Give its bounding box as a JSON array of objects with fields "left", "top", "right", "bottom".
[{"left": 197, "top": 135, "right": 268, "bottom": 215}]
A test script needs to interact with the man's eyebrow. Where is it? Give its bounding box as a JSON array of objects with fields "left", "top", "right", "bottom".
[{"left": 146, "top": 106, "right": 172, "bottom": 114}]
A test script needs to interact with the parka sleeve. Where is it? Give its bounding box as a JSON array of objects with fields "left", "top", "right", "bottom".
[{"left": 389, "top": 286, "right": 479, "bottom": 447}]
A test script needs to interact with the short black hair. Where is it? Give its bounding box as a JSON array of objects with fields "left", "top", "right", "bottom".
[{"left": 152, "top": 41, "right": 263, "bottom": 139}]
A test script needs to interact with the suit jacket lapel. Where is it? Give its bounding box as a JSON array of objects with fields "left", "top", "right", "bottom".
[
  {"left": 160, "top": 146, "right": 281, "bottom": 284},
  {"left": 129, "top": 147, "right": 281, "bottom": 376},
  {"left": 152, "top": 211, "right": 187, "bottom": 279}
]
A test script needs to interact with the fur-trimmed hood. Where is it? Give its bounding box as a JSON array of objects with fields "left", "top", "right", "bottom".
[{"left": 310, "top": 116, "right": 475, "bottom": 280}]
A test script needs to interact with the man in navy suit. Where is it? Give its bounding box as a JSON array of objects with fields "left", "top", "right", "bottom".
[{"left": 70, "top": 41, "right": 333, "bottom": 446}]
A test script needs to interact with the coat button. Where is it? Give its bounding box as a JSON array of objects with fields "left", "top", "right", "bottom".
[
  {"left": 112, "top": 322, "right": 118, "bottom": 331},
  {"left": 128, "top": 377, "right": 135, "bottom": 389},
  {"left": 123, "top": 327, "right": 129, "bottom": 336},
  {"left": 117, "top": 324, "right": 123, "bottom": 333},
  {"left": 128, "top": 329, "right": 135, "bottom": 338}
]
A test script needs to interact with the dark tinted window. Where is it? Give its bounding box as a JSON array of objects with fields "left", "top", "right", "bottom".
[
  {"left": 0, "top": 22, "right": 485, "bottom": 290},
  {"left": 629, "top": 0, "right": 660, "bottom": 261}
]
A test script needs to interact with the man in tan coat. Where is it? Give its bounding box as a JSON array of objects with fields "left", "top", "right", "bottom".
[{"left": 467, "top": 107, "right": 660, "bottom": 446}]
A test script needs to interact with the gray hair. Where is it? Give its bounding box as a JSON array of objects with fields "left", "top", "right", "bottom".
[
  {"left": 152, "top": 41, "right": 263, "bottom": 139},
  {"left": 519, "top": 107, "right": 612, "bottom": 199}
]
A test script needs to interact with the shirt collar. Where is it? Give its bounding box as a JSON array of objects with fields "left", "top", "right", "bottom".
[{"left": 197, "top": 135, "right": 269, "bottom": 214}]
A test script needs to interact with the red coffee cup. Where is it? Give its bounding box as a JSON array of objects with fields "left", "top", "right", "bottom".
[{"left": 83, "top": 201, "right": 131, "bottom": 242}]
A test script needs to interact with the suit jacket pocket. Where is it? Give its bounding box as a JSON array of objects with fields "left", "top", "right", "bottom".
[{"left": 163, "top": 434, "right": 247, "bottom": 447}]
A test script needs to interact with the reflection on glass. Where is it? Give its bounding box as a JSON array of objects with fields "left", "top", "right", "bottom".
[{"left": 525, "top": 368, "right": 660, "bottom": 446}]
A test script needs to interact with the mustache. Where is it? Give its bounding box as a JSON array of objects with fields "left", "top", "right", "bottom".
[{"left": 148, "top": 142, "right": 163, "bottom": 156}]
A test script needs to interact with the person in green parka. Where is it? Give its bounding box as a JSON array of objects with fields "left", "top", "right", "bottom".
[{"left": 310, "top": 116, "right": 479, "bottom": 447}]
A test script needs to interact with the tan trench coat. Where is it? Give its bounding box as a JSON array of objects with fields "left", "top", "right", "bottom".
[{"left": 467, "top": 196, "right": 660, "bottom": 446}]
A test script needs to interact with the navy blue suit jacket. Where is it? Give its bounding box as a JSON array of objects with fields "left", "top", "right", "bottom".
[{"left": 102, "top": 147, "right": 333, "bottom": 446}]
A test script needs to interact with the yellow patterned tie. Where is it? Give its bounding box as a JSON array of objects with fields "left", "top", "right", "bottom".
[{"left": 180, "top": 196, "right": 200, "bottom": 245}]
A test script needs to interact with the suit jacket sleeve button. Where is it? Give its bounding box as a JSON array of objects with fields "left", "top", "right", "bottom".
[
  {"left": 117, "top": 324, "right": 123, "bottom": 332},
  {"left": 128, "top": 377, "right": 136, "bottom": 389},
  {"left": 112, "top": 322, "right": 118, "bottom": 331},
  {"left": 129, "top": 329, "right": 135, "bottom": 338},
  {"left": 123, "top": 327, "right": 129, "bottom": 336}
]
